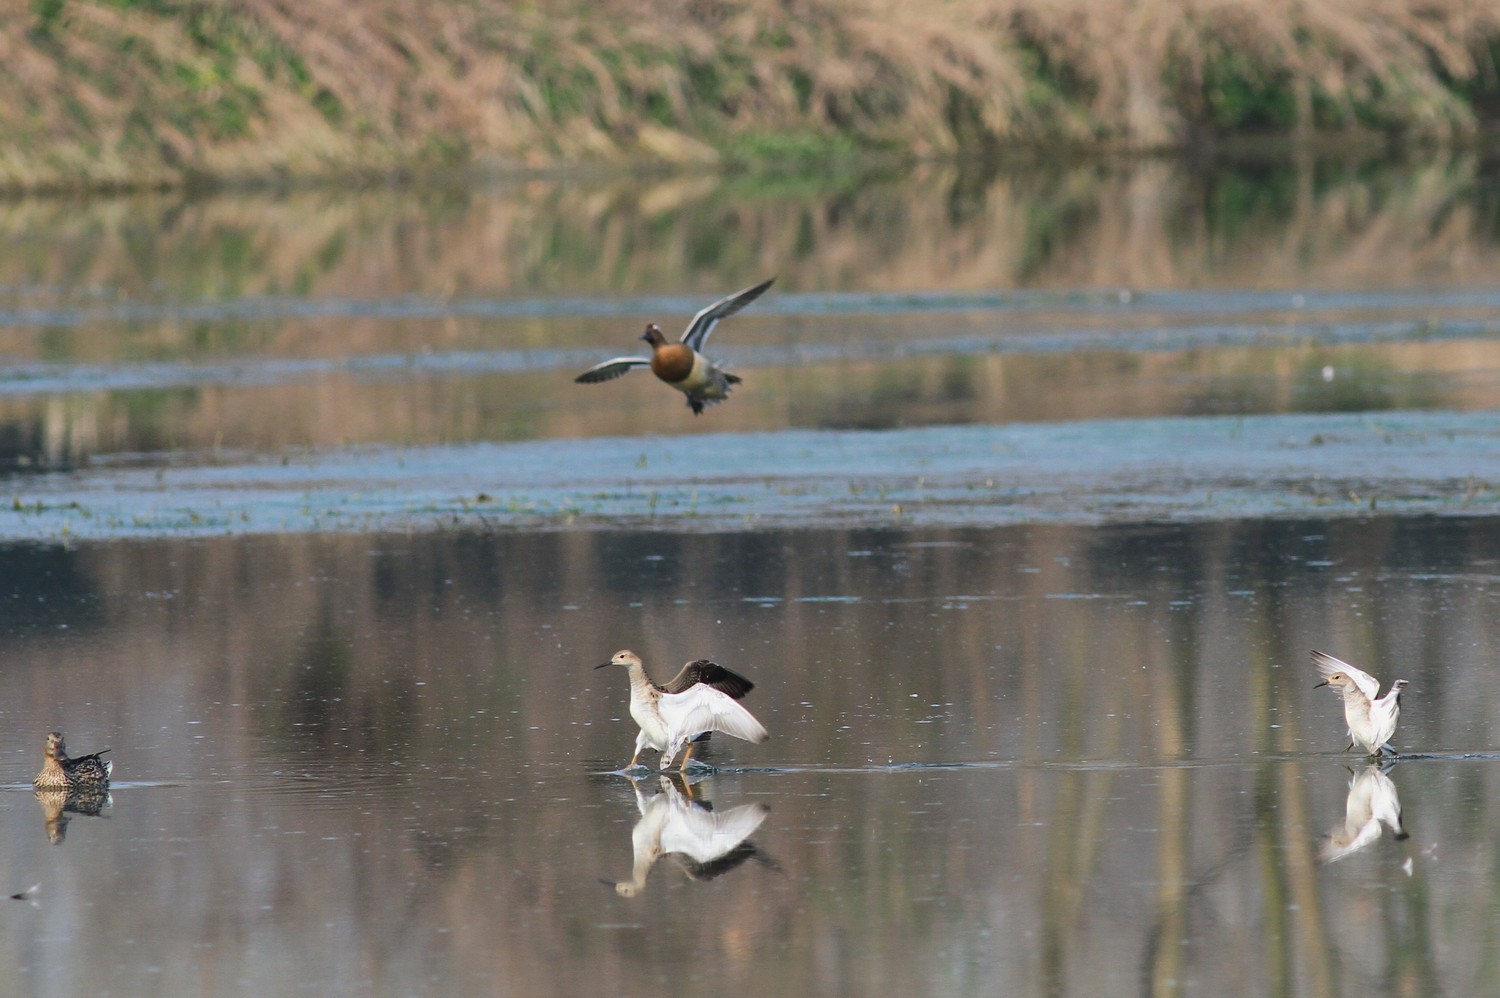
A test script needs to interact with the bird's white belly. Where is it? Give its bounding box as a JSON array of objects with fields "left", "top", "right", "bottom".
[
  {"left": 672, "top": 352, "right": 728, "bottom": 399},
  {"left": 1345, "top": 696, "right": 1398, "bottom": 752}
]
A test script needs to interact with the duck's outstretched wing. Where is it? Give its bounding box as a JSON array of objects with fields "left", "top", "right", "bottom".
[
  {"left": 1312, "top": 650, "right": 1381, "bottom": 700},
  {"left": 660, "top": 659, "right": 755, "bottom": 699},
  {"left": 575, "top": 357, "right": 652, "bottom": 383},
  {"left": 681, "top": 278, "right": 775, "bottom": 351}
]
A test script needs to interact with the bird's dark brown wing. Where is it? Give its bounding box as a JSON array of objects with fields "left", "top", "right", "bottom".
[
  {"left": 659, "top": 659, "right": 755, "bottom": 699},
  {"left": 63, "top": 749, "right": 111, "bottom": 782}
]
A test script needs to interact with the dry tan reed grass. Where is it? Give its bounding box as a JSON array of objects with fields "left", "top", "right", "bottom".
[{"left": 0, "top": 0, "right": 1496, "bottom": 188}]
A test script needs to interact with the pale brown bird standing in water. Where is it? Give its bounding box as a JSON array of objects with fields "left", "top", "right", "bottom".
[
  {"left": 595, "top": 650, "right": 769, "bottom": 770},
  {"left": 1313, "top": 650, "right": 1407, "bottom": 756},
  {"left": 33, "top": 731, "right": 112, "bottom": 790},
  {"left": 574, "top": 278, "right": 774, "bottom": 414}
]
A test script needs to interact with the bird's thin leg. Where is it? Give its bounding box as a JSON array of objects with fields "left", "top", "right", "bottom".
[
  {"left": 1344, "top": 740, "right": 1354, "bottom": 753},
  {"left": 678, "top": 743, "right": 695, "bottom": 771},
  {"left": 627, "top": 751, "right": 641, "bottom": 769}
]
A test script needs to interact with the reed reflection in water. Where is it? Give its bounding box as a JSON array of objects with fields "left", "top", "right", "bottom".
[
  {"left": 2, "top": 155, "right": 1497, "bottom": 307},
  {"left": 1, "top": 153, "right": 1500, "bottom": 464},
  {"left": 0, "top": 515, "right": 1496, "bottom": 994}
]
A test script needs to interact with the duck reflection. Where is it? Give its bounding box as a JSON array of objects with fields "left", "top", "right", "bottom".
[
  {"left": 34, "top": 787, "right": 112, "bottom": 845},
  {"left": 1320, "top": 763, "right": 1409, "bottom": 863},
  {"left": 606, "top": 773, "right": 774, "bottom": 897}
]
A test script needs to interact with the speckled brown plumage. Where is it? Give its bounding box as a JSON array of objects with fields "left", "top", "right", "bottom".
[
  {"left": 33, "top": 731, "right": 112, "bottom": 790},
  {"left": 34, "top": 785, "right": 112, "bottom": 844}
]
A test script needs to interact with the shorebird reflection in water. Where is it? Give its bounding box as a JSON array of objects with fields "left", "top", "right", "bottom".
[
  {"left": 34, "top": 787, "right": 112, "bottom": 845},
  {"left": 573, "top": 278, "right": 774, "bottom": 414},
  {"left": 606, "top": 774, "right": 773, "bottom": 897},
  {"left": 1320, "top": 763, "right": 1409, "bottom": 863},
  {"left": 1312, "top": 650, "right": 1407, "bottom": 756},
  {"left": 33, "top": 731, "right": 112, "bottom": 790},
  {"left": 595, "top": 650, "right": 769, "bottom": 770},
  {"left": 8, "top": 884, "right": 40, "bottom": 908}
]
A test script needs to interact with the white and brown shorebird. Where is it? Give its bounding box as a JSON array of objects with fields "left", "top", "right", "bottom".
[
  {"left": 1313, "top": 650, "right": 1408, "bottom": 756},
  {"left": 595, "top": 650, "right": 769, "bottom": 770},
  {"left": 573, "top": 278, "right": 774, "bottom": 414},
  {"left": 32, "top": 730, "right": 112, "bottom": 790}
]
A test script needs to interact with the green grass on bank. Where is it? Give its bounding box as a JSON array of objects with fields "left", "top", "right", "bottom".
[{"left": 4, "top": 0, "right": 1499, "bottom": 191}]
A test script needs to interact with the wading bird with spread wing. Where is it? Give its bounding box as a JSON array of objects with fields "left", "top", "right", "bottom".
[
  {"left": 595, "top": 650, "right": 769, "bottom": 770},
  {"left": 1313, "top": 650, "right": 1407, "bottom": 756}
]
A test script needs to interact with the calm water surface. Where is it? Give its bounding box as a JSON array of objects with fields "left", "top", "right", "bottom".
[
  {"left": 0, "top": 153, "right": 1498, "bottom": 466},
  {"left": 0, "top": 154, "right": 1498, "bottom": 996},
  {"left": 2, "top": 521, "right": 1498, "bottom": 995}
]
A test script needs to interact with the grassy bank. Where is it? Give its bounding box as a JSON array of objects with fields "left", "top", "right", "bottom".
[{"left": 4, "top": 0, "right": 1499, "bottom": 191}]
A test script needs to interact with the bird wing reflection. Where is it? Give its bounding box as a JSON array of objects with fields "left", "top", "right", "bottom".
[
  {"left": 609, "top": 774, "right": 771, "bottom": 896},
  {"left": 1320, "top": 764, "right": 1407, "bottom": 863},
  {"left": 34, "top": 787, "right": 113, "bottom": 845}
]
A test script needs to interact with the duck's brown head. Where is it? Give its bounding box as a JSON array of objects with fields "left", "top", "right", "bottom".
[
  {"left": 640, "top": 324, "right": 669, "bottom": 348},
  {"left": 43, "top": 731, "right": 65, "bottom": 761}
]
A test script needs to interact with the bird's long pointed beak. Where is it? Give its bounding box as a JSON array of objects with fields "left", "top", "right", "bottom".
[
  {"left": 1313, "top": 680, "right": 1329, "bottom": 689},
  {"left": 594, "top": 661, "right": 615, "bottom": 670}
]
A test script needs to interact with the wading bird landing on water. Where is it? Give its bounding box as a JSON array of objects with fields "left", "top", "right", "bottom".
[
  {"left": 1313, "top": 650, "right": 1407, "bottom": 756},
  {"left": 574, "top": 278, "right": 774, "bottom": 414},
  {"left": 594, "top": 650, "right": 769, "bottom": 770}
]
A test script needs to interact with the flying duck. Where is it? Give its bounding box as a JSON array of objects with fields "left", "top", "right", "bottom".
[{"left": 574, "top": 278, "right": 774, "bottom": 414}]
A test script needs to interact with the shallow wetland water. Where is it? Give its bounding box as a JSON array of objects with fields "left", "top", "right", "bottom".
[
  {"left": 3, "top": 522, "right": 1500, "bottom": 995},
  {"left": 1, "top": 155, "right": 1499, "bottom": 995}
]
